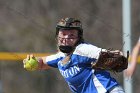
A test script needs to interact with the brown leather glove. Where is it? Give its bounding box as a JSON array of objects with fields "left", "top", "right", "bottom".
[{"left": 92, "top": 50, "right": 129, "bottom": 72}]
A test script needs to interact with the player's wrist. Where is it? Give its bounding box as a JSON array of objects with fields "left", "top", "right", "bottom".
[{"left": 36, "top": 58, "right": 44, "bottom": 70}]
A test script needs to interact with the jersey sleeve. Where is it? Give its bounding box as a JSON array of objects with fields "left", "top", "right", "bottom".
[
  {"left": 46, "top": 52, "right": 64, "bottom": 68},
  {"left": 73, "top": 43, "right": 106, "bottom": 65}
]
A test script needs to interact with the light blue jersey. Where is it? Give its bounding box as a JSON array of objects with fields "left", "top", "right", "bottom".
[{"left": 46, "top": 43, "right": 119, "bottom": 93}]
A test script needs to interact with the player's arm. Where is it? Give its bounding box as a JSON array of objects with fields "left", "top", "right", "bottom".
[
  {"left": 23, "top": 54, "right": 51, "bottom": 71},
  {"left": 36, "top": 56, "right": 51, "bottom": 70},
  {"left": 125, "top": 41, "right": 140, "bottom": 77}
]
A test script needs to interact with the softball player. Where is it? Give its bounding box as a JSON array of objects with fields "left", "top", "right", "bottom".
[{"left": 24, "top": 17, "right": 124, "bottom": 93}]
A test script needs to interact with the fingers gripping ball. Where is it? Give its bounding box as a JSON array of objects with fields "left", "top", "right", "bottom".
[{"left": 24, "top": 58, "right": 39, "bottom": 71}]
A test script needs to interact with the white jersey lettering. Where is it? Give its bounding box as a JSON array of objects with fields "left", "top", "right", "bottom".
[{"left": 59, "top": 65, "right": 81, "bottom": 78}]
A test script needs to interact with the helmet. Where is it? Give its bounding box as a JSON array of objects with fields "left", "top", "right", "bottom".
[
  {"left": 56, "top": 17, "right": 83, "bottom": 37},
  {"left": 56, "top": 17, "right": 84, "bottom": 53}
]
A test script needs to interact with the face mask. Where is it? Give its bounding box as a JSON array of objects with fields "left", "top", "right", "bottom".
[{"left": 59, "top": 45, "right": 74, "bottom": 53}]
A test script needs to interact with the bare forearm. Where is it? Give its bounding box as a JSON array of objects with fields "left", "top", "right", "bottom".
[
  {"left": 125, "top": 42, "right": 140, "bottom": 77},
  {"left": 36, "top": 57, "right": 51, "bottom": 70},
  {"left": 131, "top": 45, "right": 140, "bottom": 63}
]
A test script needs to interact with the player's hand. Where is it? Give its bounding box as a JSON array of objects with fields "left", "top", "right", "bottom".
[
  {"left": 23, "top": 54, "right": 39, "bottom": 71},
  {"left": 23, "top": 54, "right": 33, "bottom": 68}
]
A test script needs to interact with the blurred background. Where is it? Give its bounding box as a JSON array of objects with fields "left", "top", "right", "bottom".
[{"left": 0, "top": 0, "right": 139, "bottom": 93}]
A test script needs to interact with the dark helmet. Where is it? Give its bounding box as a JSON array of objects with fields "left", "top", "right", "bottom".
[
  {"left": 56, "top": 17, "right": 83, "bottom": 38},
  {"left": 56, "top": 17, "right": 84, "bottom": 53}
]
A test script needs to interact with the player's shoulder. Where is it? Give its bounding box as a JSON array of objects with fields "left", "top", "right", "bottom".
[
  {"left": 54, "top": 52, "right": 65, "bottom": 57},
  {"left": 76, "top": 42, "right": 99, "bottom": 50},
  {"left": 46, "top": 52, "right": 65, "bottom": 61},
  {"left": 74, "top": 42, "right": 102, "bottom": 57}
]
